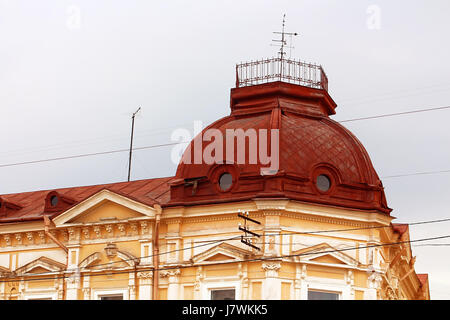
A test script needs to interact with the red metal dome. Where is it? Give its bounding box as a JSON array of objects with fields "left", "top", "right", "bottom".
[{"left": 168, "top": 81, "right": 391, "bottom": 214}]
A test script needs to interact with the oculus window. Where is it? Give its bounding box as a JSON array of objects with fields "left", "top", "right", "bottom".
[
  {"left": 218, "top": 173, "right": 233, "bottom": 191},
  {"left": 316, "top": 174, "right": 331, "bottom": 192}
]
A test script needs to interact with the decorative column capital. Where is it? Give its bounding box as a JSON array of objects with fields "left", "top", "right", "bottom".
[
  {"left": 160, "top": 269, "right": 181, "bottom": 279},
  {"left": 262, "top": 262, "right": 281, "bottom": 277}
]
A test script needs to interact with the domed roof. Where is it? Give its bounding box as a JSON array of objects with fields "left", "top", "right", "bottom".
[{"left": 168, "top": 81, "right": 390, "bottom": 214}]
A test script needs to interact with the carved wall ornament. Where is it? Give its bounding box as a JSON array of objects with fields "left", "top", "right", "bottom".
[
  {"left": 15, "top": 234, "right": 22, "bottom": 245},
  {"left": 60, "top": 230, "right": 69, "bottom": 242},
  {"left": 300, "top": 265, "right": 307, "bottom": 280},
  {"left": 82, "top": 288, "right": 91, "bottom": 300},
  {"left": 346, "top": 270, "right": 354, "bottom": 286},
  {"left": 137, "top": 272, "right": 153, "bottom": 279},
  {"left": 37, "top": 231, "right": 45, "bottom": 244},
  {"left": 139, "top": 221, "right": 149, "bottom": 235},
  {"left": 130, "top": 223, "right": 139, "bottom": 236},
  {"left": 160, "top": 269, "right": 181, "bottom": 278},
  {"left": 26, "top": 232, "right": 34, "bottom": 244},
  {"left": 117, "top": 224, "right": 126, "bottom": 237},
  {"left": 4, "top": 234, "right": 11, "bottom": 246},
  {"left": 368, "top": 271, "right": 383, "bottom": 289},
  {"left": 93, "top": 226, "right": 101, "bottom": 239},
  {"left": 262, "top": 262, "right": 281, "bottom": 271},
  {"left": 105, "top": 224, "right": 113, "bottom": 236},
  {"left": 82, "top": 227, "right": 90, "bottom": 240}
]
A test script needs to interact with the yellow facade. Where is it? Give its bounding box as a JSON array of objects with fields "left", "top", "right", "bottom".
[{"left": 0, "top": 188, "right": 429, "bottom": 300}]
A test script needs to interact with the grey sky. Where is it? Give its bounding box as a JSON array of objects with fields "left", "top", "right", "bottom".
[{"left": 1, "top": 0, "right": 449, "bottom": 299}]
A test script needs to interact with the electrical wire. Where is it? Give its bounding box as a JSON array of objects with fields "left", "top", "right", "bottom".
[
  {"left": 338, "top": 105, "right": 450, "bottom": 123},
  {"left": 0, "top": 105, "right": 449, "bottom": 170},
  {"left": 1, "top": 233, "right": 448, "bottom": 284},
  {"left": 54, "top": 215, "right": 450, "bottom": 272}
]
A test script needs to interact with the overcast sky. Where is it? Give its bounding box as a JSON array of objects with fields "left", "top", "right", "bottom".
[{"left": 1, "top": 0, "right": 450, "bottom": 299}]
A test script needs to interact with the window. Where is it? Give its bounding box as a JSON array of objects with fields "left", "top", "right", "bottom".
[
  {"left": 218, "top": 173, "right": 233, "bottom": 191},
  {"left": 316, "top": 174, "right": 331, "bottom": 192},
  {"left": 50, "top": 195, "right": 59, "bottom": 206},
  {"left": 211, "top": 289, "right": 235, "bottom": 300},
  {"left": 99, "top": 294, "right": 123, "bottom": 300},
  {"left": 308, "top": 290, "right": 339, "bottom": 300}
]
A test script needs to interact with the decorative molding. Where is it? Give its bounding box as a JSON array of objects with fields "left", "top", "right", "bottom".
[
  {"left": 130, "top": 223, "right": 139, "bottom": 236},
  {"left": 37, "top": 231, "right": 45, "bottom": 245},
  {"left": 3, "top": 234, "right": 11, "bottom": 246},
  {"left": 261, "top": 262, "right": 281, "bottom": 271},
  {"left": 60, "top": 230, "right": 69, "bottom": 242},
  {"left": 165, "top": 219, "right": 182, "bottom": 225},
  {"left": 15, "top": 233, "right": 22, "bottom": 245},
  {"left": 26, "top": 232, "right": 34, "bottom": 244},
  {"left": 15, "top": 256, "right": 66, "bottom": 275},
  {"left": 51, "top": 189, "right": 157, "bottom": 226},
  {"left": 93, "top": 226, "right": 101, "bottom": 239},
  {"left": 105, "top": 224, "right": 114, "bottom": 237},
  {"left": 160, "top": 269, "right": 181, "bottom": 278},
  {"left": 137, "top": 271, "right": 153, "bottom": 279},
  {"left": 68, "top": 227, "right": 80, "bottom": 242},
  {"left": 139, "top": 221, "right": 149, "bottom": 236},
  {"left": 118, "top": 224, "right": 126, "bottom": 237},
  {"left": 82, "top": 227, "right": 90, "bottom": 240},
  {"left": 79, "top": 252, "right": 102, "bottom": 269}
]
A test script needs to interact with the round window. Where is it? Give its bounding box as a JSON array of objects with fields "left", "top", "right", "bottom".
[
  {"left": 316, "top": 174, "right": 331, "bottom": 192},
  {"left": 218, "top": 173, "right": 233, "bottom": 191},
  {"left": 50, "top": 195, "right": 59, "bottom": 206}
]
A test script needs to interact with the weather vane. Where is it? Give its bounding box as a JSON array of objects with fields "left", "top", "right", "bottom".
[{"left": 271, "top": 14, "right": 298, "bottom": 59}]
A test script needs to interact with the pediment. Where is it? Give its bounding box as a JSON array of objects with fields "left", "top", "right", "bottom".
[
  {"left": 293, "top": 243, "right": 358, "bottom": 267},
  {"left": 52, "top": 189, "right": 158, "bottom": 226},
  {"left": 79, "top": 249, "right": 140, "bottom": 270},
  {"left": 15, "top": 256, "right": 66, "bottom": 275},
  {"left": 0, "top": 266, "right": 10, "bottom": 277},
  {"left": 191, "top": 242, "right": 252, "bottom": 264}
]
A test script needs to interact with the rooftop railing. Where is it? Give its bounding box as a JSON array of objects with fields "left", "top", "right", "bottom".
[{"left": 235, "top": 57, "right": 328, "bottom": 91}]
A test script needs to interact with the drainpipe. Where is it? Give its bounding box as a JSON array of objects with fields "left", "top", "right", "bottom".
[
  {"left": 152, "top": 204, "right": 162, "bottom": 300},
  {"left": 43, "top": 215, "right": 68, "bottom": 254}
]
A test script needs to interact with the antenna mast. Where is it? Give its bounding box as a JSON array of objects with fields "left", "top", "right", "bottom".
[
  {"left": 272, "top": 14, "right": 298, "bottom": 80},
  {"left": 127, "top": 107, "right": 141, "bottom": 182}
]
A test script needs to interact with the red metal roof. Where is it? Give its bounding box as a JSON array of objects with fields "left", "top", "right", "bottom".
[
  {"left": 170, "top": 81, "right": 391, "bottom": 214},
  {"left": 392, "top": 223, "right": 409, "bottom": 236},
  {"left": 417, "top": 274, "right": 429, "bottom": 287},
  {"left": 0, "top": 177, "right": 175, "bottom": 224}
]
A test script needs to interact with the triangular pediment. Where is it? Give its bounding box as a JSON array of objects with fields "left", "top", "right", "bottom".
[
  {"left": 310, "top": 254, "right": 346, "bottom": 265},
  {"left": 52, "top": 189, "right": 158, "bottom": 226},
  {"left": 205, "top": 253, "right": 237, "bottom": 262},
  {"left": 293, "top": 243, "right": 358, "bottom": 267},
  {"left": 192, "top": 243, "right": 252, "bottom": 264},
  {"left": 0, "top": 266, "right": 10, "bottom": 276},
  {"left": 15, "top": 256, "right": 66, "bottom": 275}
]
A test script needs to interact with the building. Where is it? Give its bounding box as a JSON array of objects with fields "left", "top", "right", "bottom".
[{"left": 0, "top": 57, "right": 429, "bottom": 300}]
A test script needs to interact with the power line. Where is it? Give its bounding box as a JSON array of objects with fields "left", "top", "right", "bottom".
[
  {"left": 0, "top": 141, "right": 185, "bottom": 168},
  {"left": 2, "top": 233, "right": 449, "bottom": 284},
  {"left": 0, "top": 104, "right": 449, "bottom": 170},
  {"left": 8, "top": 216, "right": 450, "bottom": 276},
  {"left": 338, "top": 105, "right": 450, "bottom": 123},
  {"left": 382, "top": 169, "right": 450, "bottom": 179}
]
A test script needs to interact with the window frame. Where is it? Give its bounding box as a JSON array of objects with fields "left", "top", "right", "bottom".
[
  {"left": 93, "top": 289, "right": 128, "bottom": 300},
  {"left": 307, "top": 289, "right": 341, "bottom": 300}
]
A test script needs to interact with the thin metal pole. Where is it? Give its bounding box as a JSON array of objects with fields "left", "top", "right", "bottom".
[{"left": 128, "top": 107, "right": 141, "bottom": 182}]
